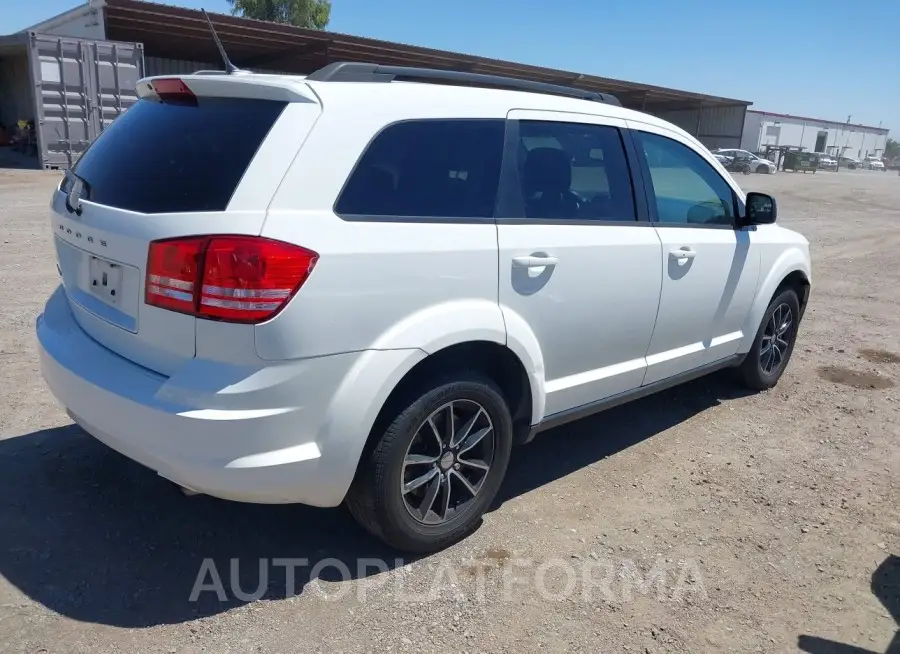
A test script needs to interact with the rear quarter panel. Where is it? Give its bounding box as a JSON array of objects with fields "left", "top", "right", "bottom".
[{"left": 257, "top": 84, "right": 506, "bottom": 362}]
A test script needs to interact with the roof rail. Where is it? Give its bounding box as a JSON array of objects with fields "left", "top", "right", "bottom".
[{"left": 306, "top": 62, "right": 621, "bottom": 107}]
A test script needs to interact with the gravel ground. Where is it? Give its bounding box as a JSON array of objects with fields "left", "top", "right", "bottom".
[{"left": 0, "top": 168, "right": 898, "bottom": 654}]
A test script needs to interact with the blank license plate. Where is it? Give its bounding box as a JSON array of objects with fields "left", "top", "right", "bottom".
[{"left": 88, "top": 255, "right": 123, "bottom": 306}]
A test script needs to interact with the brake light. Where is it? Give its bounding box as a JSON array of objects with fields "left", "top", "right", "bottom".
[
  {"left": 145, "top": 236, "right": 318, "bottom": 323},
  {"left": 149, "top": 78, "right": 196, "bottom": 104}
]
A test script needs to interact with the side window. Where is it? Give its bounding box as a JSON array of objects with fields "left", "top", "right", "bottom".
[
  {"left": 636, "top": 131, "right": 736, "bottom": 226},
  {"left": 335, "top": 120, "right": 504, "bottom": 219},
  {"left": 514, "top": 121, "right": 636, "bottom": 221}
]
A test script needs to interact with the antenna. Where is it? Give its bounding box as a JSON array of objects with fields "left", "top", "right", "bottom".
[{"left": 202, "top": 9, "right": 241, "bottom": 74}]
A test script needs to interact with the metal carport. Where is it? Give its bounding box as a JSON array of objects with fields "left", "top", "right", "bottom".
[{"left": 98, "top": 0, "right": 749, "bottom": 147}]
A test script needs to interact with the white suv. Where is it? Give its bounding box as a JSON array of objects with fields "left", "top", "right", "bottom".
[{"left": 36, "top": 63, "right": 812, "bottom": 553}]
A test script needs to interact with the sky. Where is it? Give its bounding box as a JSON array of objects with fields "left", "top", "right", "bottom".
[{"left": 7, "top": 0, "right": 899, "bottom": 133}]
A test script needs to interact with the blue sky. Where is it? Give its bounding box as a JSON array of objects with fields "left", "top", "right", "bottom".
[{"left": 8, "top": 0, "right": 898, "bottom": 132}]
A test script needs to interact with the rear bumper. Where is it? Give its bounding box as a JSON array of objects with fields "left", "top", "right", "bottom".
[{"left": 36, "top": 286, "right": 421, "bottom": 506}]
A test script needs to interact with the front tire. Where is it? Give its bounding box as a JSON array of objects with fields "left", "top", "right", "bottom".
[
  {"left": 737, "top": 288, "right": 801, "bottom": 390},
  {"left": 346, "top": 374, "right": 514, "bottom": 553}
]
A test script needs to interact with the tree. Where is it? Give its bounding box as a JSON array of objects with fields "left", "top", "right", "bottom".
[
  {"left": 227, "top": 0, "right": 331, "bottom": 29},
  {"left": 885, "top": 138, "right": 899, "bottom": 160}
]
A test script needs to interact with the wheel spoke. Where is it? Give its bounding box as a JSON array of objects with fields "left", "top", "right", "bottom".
[
  {"left": 776, "top": 312, "right": 793, "bottom": 336},
  {"left": 404, "top": 467, "right": 438, "bottom": 494},
  {"left": 762, "top": 344, "right": 776, "bottom": 373},
  {"left": 416, "top": 474, "right": 441, "bottom": 520},
  {"left": 404, "top": 453, "right": 438, "bottom": 467},
  {"left": 457, "top": 456, "right": 490, "bottom": 472},
  {"left": 449, "top": 469, "right": 478, "bottom": 498},
  {"left": 426, "top": 416, "right": 445, "bottom": 450},
  {"left": 771, "top": 341, "right": 783, "bottom": 368},
  {"left": 445, "top": 402, "right": 455, "bottom": 448},
  {"left": 451, "top": 407, "right": 484, "bottom": 448},
  {"left": 439, "top": 472, "right": 452, "bottom": 519},
  {"left": 459, "top": 425, "right": 492, "bottom": 455}
]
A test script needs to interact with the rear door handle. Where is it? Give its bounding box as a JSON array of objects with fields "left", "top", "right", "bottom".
[
  {"left": 512, "top": 255, "right": 558, "bottom": 268},
  {"left": 668, "top": 247, "right": 697, "bottom": 260}
]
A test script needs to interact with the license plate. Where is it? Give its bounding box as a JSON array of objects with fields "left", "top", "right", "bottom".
[{"left": 88, "top": 255, "right": 123, "bottom": 307}]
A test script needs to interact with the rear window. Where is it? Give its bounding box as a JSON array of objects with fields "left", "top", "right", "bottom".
[
  {"left": 68, "top": 97, "right": 286, "bottom": 214},
  {"left": 335, "top": 119, "right": 505, "bottom": 219}
]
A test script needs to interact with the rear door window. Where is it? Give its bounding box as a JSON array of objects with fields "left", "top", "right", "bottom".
[
  {"left": 67, "top": 97, "right": 286, "bottom": 214},
  {"left": 512, "top": 120, "right": 636, "bottom": 221},
  {"left": 335, "top": 119, "right": 505, "bottom": 219}
]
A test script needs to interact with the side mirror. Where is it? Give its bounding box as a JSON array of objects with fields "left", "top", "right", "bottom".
[{"left": 744, "top": 192, "right": 777, "bottom": 225}]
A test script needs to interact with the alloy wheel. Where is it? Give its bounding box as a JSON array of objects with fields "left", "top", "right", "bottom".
[
  {"left": 400, "top": 400, "right": 495, "bottom": 525},
  {"left": 760, "top": 303, "right": 793, "bottom": 375}
]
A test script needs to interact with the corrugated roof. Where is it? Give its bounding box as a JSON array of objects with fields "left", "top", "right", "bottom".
[{"left": 102, "top": 0, "right": 750, "bottom": 112}]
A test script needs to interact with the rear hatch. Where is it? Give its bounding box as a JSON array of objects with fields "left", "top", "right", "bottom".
[{"left": 52, "top": 74, "right": 321, "bottom": 376}]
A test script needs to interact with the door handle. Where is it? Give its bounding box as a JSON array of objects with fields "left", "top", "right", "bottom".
[
  {"left": 668, "top": 247, "right": 697, "bottom": 260},
  {"left": 512, "top": 255, "right": 558, "bottom": 268}
]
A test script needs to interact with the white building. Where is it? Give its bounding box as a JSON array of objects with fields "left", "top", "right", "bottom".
[{"left": 741, "top": 110, "right": 888, "bottom": 159}]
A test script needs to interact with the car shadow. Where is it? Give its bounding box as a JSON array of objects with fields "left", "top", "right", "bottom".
[
  {"left": 798, "top": 555, "right": 900, "bottom": 654},
  {"left": 0, "top": 372, "right": 752, "bottom": 628},
  {"left": 498, "top": 372, "right": 753, "bottom": 503}
]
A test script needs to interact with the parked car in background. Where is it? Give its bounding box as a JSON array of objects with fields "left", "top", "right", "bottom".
[
  {"left": 839, "top": 156, "right": 860, "bottom": 170},
  {"left": 865, "top": 157, "right": 886, "bottom": 171},
  {"left": 712, "top": 153, "right": 732, "bottom": 166},
  {"left": 816, "top": 154, "right": 838, "bottom": 171},
  {"left": 713, "top": 149, "right": 777, "bottom": 174},
  {"left": 713, "top": 152, "right": 751, "bottom": 175}
]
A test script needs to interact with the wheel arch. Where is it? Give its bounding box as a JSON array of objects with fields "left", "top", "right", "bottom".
[
  {"left": 358, "top": 340, "right": 538, "bottom": 469},
  {"left": 739, "top": 251, "right": 811, "bottom": 353},
  {"left": 775, "top": 269, "right": 811, "bottom": 318},
  {"left": 365, "top": 300, "right": 546, "bottom": 428}
]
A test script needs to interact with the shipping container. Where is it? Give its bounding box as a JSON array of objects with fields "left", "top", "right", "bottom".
[{"left": 0, "top": 31, "right": 144, "bottom": 169}]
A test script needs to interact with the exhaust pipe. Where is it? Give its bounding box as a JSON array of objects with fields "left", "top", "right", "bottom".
[{"left": 157, "top": 472, "right": 203, "bottom": 497}]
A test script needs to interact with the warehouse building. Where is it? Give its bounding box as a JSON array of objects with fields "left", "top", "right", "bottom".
[
  {"left": 740, "top": 110, "right": 888, "bottom": 160},
  {"left": 1, "top": 0, "right": 752, "bottom": 169}
]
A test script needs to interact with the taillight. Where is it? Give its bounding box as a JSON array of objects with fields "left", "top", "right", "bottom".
[
  {"left": 145, "top": 236, "right": 318, "bottom": 324},
  {"left": 146, "top": 237, "right": 204, "bottom": 315}
]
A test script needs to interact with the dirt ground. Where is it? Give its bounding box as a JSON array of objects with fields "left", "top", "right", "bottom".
[{"left": 0, "top": 167, "right": 898, "bottom": 654}]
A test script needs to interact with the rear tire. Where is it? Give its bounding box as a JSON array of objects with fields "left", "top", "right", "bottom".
[
  {"left": 737, "top": 288, "right": 801, "bottom": 390},
  {"left": 346, "top": 373, "right": 513, "bottom": 553}
]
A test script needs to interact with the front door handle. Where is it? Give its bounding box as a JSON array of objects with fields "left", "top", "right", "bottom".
[
  {"left": 512, "top": 255, "right": 559, "bottom": 268},
  {"left": 669, "top": 247, "right": 697, "bottom": 260}
]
